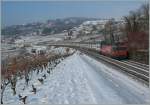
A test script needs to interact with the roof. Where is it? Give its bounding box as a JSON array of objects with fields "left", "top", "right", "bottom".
[{"left": 31, "top": 45, "right": 47, "bottom": 50}]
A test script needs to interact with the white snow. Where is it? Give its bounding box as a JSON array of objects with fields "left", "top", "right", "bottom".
[
  {"left": 50, "top": 47, "right": 75, "bottom": 55},
  {"left": 3, "top": 52, "right": 150, "bottom": 104},
  {"left": 80, "top": 53, "right": 150, "bottom": 104},
  {"left": 18, "top": 34, "right": 64, "bottom": 44}
]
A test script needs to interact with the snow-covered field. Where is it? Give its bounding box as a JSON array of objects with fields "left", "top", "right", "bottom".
[
  {"left": 15, "top": 33, "right": 67, "bottom": 45},
  {"left": 49, "top": 47, "right": 75, "bottom": 55},
  {"left": 3, "top": 52, "right": 150, "bottom": 104}
]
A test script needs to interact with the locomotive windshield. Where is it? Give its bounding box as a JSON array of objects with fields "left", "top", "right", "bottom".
[{"left": 112, "top": 46, "right": 127, "bottom": 51}]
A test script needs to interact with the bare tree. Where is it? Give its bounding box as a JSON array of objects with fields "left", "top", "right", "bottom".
[
  {"left": 66, "top": 48, "right": 70, "bottom": 55},
  {"left": 31, "top": 85, "right": 36, "bottom": 94},
  {"left": 18, "top": 94, "right": 27, "bottom": 104},
  {"left": 1, "top": 79, "right": 11, "bottom": 104},
  {"left": 124, "top": 3, "right": 149, "bottom": 33},
  {"left": 1, "top": 57, "right": 11, "bottom": 104},
  {"left": 104, "top": 19, "right": 116, "bottom": 44}
]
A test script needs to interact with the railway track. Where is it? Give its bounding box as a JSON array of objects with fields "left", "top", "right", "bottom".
[
  {"left": 127, "top": 60, "right": 149, "bottom": 67},
  {"left": 79, "top": 47, "right": 149, "bottom": 85},
  {"left": 122, "top": 60, "right": 149, "bottom": 71},
  {"left": 5, "top": 42, "right": 148, "bottom": 85}
]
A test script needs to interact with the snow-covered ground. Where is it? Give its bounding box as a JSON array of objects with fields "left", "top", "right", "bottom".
[
  {"left": 49, "top": 47, "right": 75, "bottom": 55},
  {"left": 3, "top": 52, "right": 150, "bottom": 104},
  {"left": 15, "top": 33, "right": 67, "bottom": 46},
  {"left": 67, "top": 34, "right": 103, "bottom": 42}
]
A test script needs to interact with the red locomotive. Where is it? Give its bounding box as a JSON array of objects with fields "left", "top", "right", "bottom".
[{"left": 100, "top": 42, "right": 128, "bottom": 60}]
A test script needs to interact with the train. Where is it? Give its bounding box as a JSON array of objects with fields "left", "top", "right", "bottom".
[
  {"left": 100, "top": 42, "right": 128, "bottom": 60},
  {"left": 70, "top": 41, "right": 129, "bottom": 60}
]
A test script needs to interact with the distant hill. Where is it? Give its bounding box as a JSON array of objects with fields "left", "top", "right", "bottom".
[{"left": 1, "top": 17, "right": 98, "bottom": 38}]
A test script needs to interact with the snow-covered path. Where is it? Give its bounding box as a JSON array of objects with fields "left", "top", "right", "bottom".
[
  {"left": 80, "top": 54, "right": 150, "bottom": 104},
  {"left": 3, "top": 52, "right": 150, "bottom": 104}
]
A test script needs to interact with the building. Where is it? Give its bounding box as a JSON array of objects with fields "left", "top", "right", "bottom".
[
  {"left": 76, "top": 20, "right": 108, "bottom": 35},
  {"left": 28, "top": 45, "right": 47, "bottom": 55},
  {"left": 15, "top": 39, "right": 31, "bottom": 48},
  {"left": 15, "top": 39, "right": 25, "bottom": 48}
]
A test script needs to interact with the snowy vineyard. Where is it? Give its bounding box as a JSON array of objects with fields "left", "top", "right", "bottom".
[
  {"left": 1, "top": 54, "right": 70, "bottom": 104},
  {"left": 1, "top": 52, "right": 96, "bottom": 104},
  {"left": 1, "top": 47, "right": 75, "bottom": 104}
]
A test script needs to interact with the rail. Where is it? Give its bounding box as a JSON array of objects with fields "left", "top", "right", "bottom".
[
  {"left": 78, "top": 48, "right": 149, "bottom": 85},
  {"left": 45, "top": 42, "right": 149, "bottom": 84},
  {"left": 4, "top": 42, "right": 149, "bottom": 84}
]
